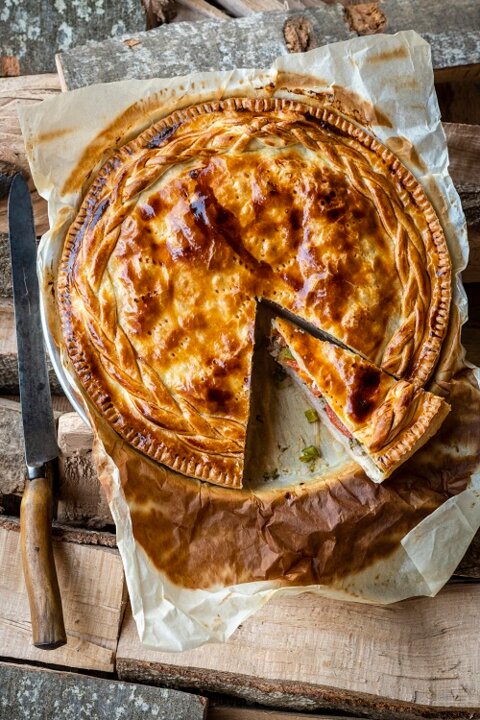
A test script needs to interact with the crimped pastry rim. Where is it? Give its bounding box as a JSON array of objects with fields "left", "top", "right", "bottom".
[
  {"left": 373, "top": 391, "right": 450, "bottom": 474},
  {"left": 57, "top": 96, "right": 452, "bottom": 486}
]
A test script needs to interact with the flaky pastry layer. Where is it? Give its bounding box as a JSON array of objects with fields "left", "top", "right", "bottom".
[{"left": 272, "top": 318, "right": 450, "bottom": 482}]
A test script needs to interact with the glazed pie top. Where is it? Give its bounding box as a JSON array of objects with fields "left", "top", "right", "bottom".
[{"left": 57, "top": 97, "right": 451, "bottom": 488}]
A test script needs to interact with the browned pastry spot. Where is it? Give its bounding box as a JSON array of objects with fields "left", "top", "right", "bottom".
[{"left": 58, "top": 97, "right": 451, "bottom": 487}]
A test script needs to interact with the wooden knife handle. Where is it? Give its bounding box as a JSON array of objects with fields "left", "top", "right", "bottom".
[{"left": 20, "top": 474, "right": 67, "bottom": 649}]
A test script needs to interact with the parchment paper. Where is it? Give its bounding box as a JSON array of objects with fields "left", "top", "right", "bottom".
[{"left": 18, "top": 30, "right": 480, "bottom": 651}]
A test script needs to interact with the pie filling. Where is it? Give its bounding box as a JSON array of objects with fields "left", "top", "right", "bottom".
[
  {"left": 58, "top": 97, "right": 452, "bottom": 488},
  {"left": 271, "top": 318, "right": 450, "bottom": 483}
]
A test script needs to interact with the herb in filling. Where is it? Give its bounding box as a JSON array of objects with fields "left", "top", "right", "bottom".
[
  {"left": 278, "top": 347, "right": 295, "bottom": 362},
  {"left": 299, "top": 445, "right": 320, "bottom": 471},
  {"left": 305, "top": 408, "right": 319, "bottom": 423}
]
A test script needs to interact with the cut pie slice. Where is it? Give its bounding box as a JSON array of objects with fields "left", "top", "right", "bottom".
[{"left": 271, "top": 318, "right": 450, "bottom": 483}]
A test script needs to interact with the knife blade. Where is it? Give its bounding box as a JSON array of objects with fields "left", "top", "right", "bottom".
[
  {"left": 9, "top": 174, "right": 58, "bottom": 471},
  {"left": 8, "top": 173, "right": 66, "bottom": 649}
]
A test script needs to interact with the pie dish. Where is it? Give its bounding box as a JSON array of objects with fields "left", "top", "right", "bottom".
[
  {"left": 271, "top": 317, "right": 450, "bottom": 482},
  {"left": 57, "top": 97, "right": 452, "bottom": 489}
]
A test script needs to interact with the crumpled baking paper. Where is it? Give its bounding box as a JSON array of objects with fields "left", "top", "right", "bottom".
[{"left": 18, "top": 29, "right": 480, "bottom": 651}]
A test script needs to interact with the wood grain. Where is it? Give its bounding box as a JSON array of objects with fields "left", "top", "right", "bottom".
[
  {"left": 176, "top": 0, "right": 230, "bottom": 20},
  {"left": 0, "top": 514, "right": 116, "bottom": 548},
  {"left": 0, "top": 400, "right": 112, "bottom": 531},
  {"left": 0, "top": 299, "right": 63, "bottom": 393},
  {"left": 444, "top": 123, "right": 480, "bottom": 187},
  {"left": 117, "top": 585, "right": 480, "bottom": 717},
  {"left": 57, "top": 412, "right": 113, "bottom": 528},
  {"left": 208, "top": 709, "right": 357, "bottom": 720},
  {"left": 56, "top": 1, "right": 480, "bottom": 90},
  {"left": 55, "top": 7, "right": 351, "bottom": 90},
  {"left": 213, "top": 0, "right": 285, "bottom": 18},
  {"left": 0, "top": 526, "right": 125, "bottom": 672},
  {"left": 0, "top": 74, "right": 60, "bottom": 235}
]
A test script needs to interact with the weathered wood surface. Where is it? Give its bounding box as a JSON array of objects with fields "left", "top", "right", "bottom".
[
  {"left": 57, "top": 412, "right": 113, "bottom": 528},
  {"left": 0, "top": 398, "right": 33, "bottom": 507},
  {"left": 0, "top": 0, "right": 146, "bottom": 75},
  {"left": 176, "top": 0, "right": 228, "bottom": 20},
  {"left": 55, "top": 6, "right": 350, "bottom": 89},
  {"left": 462, "top": 283, "right": 480, "bottom": 373},
  {"left": 0, "top": 74, "right": 61, "bottom": 235},
  {"left": 0, "top": 402, "right": 112, "bottom": 530},
  {"left": 117, "top": 584, "right": 480, "bottom": 718},
  {"left": 0, "top": 514, "right": 116, "bottom": 548},
  {"left": 0, "top": 299, "right": 63, "bottom": 393},
  {"left": 437, "top": 82, "right": 480, "bottom": 126},
  {"left": 0, "top": 396, "right": 64, "bottom": 513},
  {"left": 57, "top": 0, "right": 480, "bottom": 90},
  {"left": 208, "top": 709, "right": 356, "bottom": 720},
  {"left": 0, "top": 660, "right": 208, "bottom": 720},
  {"left": 0, "top": 526, "right": 125, "bottom": 672},
  {"left": 445, "top": 124, "right": 480, "bottom": 188},
  {"left": 444, "top": 124, "right": 480, "bottom": 271}
]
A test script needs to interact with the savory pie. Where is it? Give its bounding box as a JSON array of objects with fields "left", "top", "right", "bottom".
[
  {"left": 271, "top": 317, "right": 450, "bottom": 482},
  {"left": 57, "top": 97, "right": 451, "bottom": 488}
]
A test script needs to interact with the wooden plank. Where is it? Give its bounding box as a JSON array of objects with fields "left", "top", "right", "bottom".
[
  {"left": 0, "top": 526, "right": 125, "bottom": 672},
  {"left": 0, "top": 397, "right": 31, "bottom": 507},
  {"left": 213, "top": 0, "right": 285, "bottom": 18},
  {"left": 56, "top": 1, "right": 480, "bottom": 90},
  {"left": 0, "top": 0, "right": 146, "bottom": 75},
  {"left": 0, "top": 402, "right": 112, "bottom": 530},
  {"left": 0, "top": 74, "right": 61, "bottom": 236},
  {"left": 436, "top": 82, "right": 480, "bottom": 125},
  {"left": 117, "top": 584, "right": 480, "bottom": 718},
  {"left": 57, "top": 412, "right": 113, "bottom": 528},
  {"left": 444, "top": 123, "right": 480, "bottom": 188},
  {"left": 0, "top": 660, "right": 208, "bottom": 720},
  {"left": 464, "top": 227, "right": 480, "bottom": 284},
  {"left": 0, "top": 514, "right": 116, "bottom": 548},
  {"left": 172, "top": 5, "right": 214, "bottom": 23},
  {"left": 55, "top": 8, "right": 352, "bottom": 89},
  {"left": 176, "top": 0, "right": 229, "bottom": 20},
  {"left": 463, "top": 283, "right": 480, "bottom": 371},
  {"left": 0, "top": 298, "right": 63, "bottom": 393},
  {"left": 208, "top": 708, "right": 356, "bottom": 720}
]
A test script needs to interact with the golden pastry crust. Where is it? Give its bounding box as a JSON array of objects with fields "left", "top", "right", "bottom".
[
  {"left": 58, "top": 97, "right": 451, "bottom": 487},
  {"left": 272, "top": 318, "right": 450, "bottom": 481}
]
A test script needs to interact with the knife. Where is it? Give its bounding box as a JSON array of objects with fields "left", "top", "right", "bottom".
[{"left": 8, "top": 174, "right": 67, "bottom": 650}]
